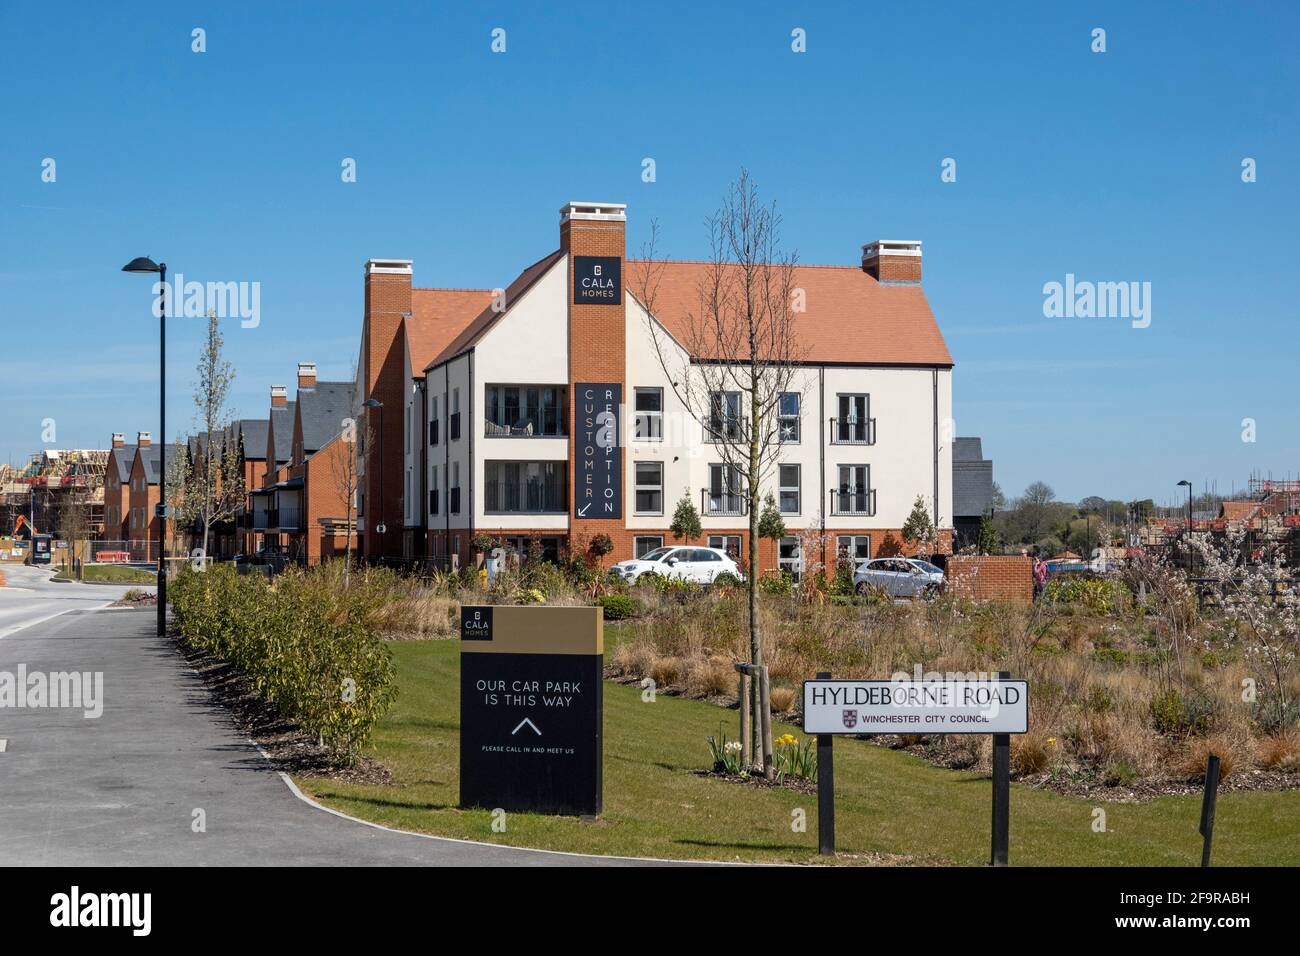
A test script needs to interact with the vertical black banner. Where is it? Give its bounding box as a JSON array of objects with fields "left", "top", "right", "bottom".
[{"left": 575, "top": 383, "right": 621, "bottom": 520}]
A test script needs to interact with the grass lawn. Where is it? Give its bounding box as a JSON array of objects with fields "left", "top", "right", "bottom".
[
  {"left": 295, "top": 637, "right": 1300, "bottom": 865},
  {"left": 54, "top": 564, "right": 157, "bottom": 584}
]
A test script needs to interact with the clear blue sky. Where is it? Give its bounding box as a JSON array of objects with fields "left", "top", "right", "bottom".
[{"left": 2, "top": 1, "right": 1296, "bottom": 507}]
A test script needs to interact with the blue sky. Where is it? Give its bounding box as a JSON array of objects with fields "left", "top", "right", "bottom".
[{"left": 2, "top": 1, "right": 1296, "bottom": 506}]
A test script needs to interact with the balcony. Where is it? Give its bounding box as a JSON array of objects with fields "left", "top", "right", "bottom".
[
  {"left": 484, "top": 461, "right": 566, "bottom": 514},
  {"left": 484, "top": 385, "right": 566, "bottom": 439},
  {"left": 829, "top": 488, "right": 877, "bottom": 517},
  {"left": 702, "top": 487, "right": 747, "bottom": 517},
  {"left": 830, "top": 417, "right": 877, "bottom": 445}
]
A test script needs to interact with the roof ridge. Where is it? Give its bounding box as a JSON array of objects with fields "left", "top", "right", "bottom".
[
  {"left": 626, "top": 257, "right": 866, "bottom": 272},
  {"left": 412, "top": 286, "right": 495, "bottom": 293}
]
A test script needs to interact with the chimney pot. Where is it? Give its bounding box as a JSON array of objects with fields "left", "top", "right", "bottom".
[
  {"left": 271, "top": 384, "right": 288, "bottom": 406},
  {"left": 297, "top": 362, "right": 317, "bottom": 389},
  {"left": 137, "top": 431, "right": 152, "bottom": 446},
  {"left": 111, "top": 432, "right": 125, "bottom": 448},
  {"left": 862, "top": 239, "right": 922, "bottom": 283}
]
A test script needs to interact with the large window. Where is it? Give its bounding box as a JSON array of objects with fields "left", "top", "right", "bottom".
[
  {"left": 834, "top": 464, "right": 874, "bottom": 515},
  {"left": 484, "top": 385, "right": 565, "bottom": 437},
  {"left": 834, "top": 393, "right": 875, "bottom": 444},
  {"left": 450, "top": 462, "right": 461, "bottom": 514},
  {"left": 429, "top": 466, "right": 439, "bottom": 516},
  {"left": 633, "top": 387, "right": 663, "bottom": 441},
  {"left": 778, "top": 392, "right": 800, "bottom": 442},
  {"left": 836, "top": 534, "right": 872, "bottom": 570},
  {"left": 707, "top": 463, "right": 744, "bottom": 515},
  {"left": 634, "top": 535, "right": 663, "bottom": 558},
  {"left": 634, "top": 461, "right": 663, "bottom": 515},
  {"left": 707, "top": 534, "right": 742, "bottom": 560},
  {"left": 779, "top": 464, "right": 800, "bottom": 514},
  {"left": 778, "top": 536, "right": 802, "bottom": 581},
  {"left": 484, "top": 461, "right": 567, "bottom": 514},
  {"left": 707, "top": 391, "right": 744, "bottom": 442}
]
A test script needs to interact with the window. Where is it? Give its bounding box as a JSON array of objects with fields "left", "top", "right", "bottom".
[
  {"left": 778, "top": 392, "right": 800, "bottom": 442},
  {"left": 778, "top": 536, "right": 802, "bottom": 582},
  {"left": 834, "top": 393, "right": 874, "bottom": 444},
  {"left": 634, "top": 535, "right": 664, "bottom": 558},
  {"left": 707, "top": 391, "right": 743, "bottom": 442},
  {"left": 779, "top": 464, "right": 800, "bottom": 514},
  {"left": 633, "top": 387, "right": 663, "bottom": 441},
  {"left": 429, "top": 467, "right": 439, "bottom": 515},
  {"left": 836, "top": 535, "right": 872, "bottom": 571},
  {"left": 450, "top": 462, "right": 461, "bottom": 514},
  {"left": 707, "top": 463, "right": 744, "bottom": 515},
  {"left": 835, "top": 464, "right": 874, "bottom": 515},
  {"left": 429, "top": 396, "right": 439, "bottom": 445},
  {"left": 634, "top": 461, "right": 663, "bottom": 514},
  {"left": 484, "top": 385, "right": 565, "bottom": 437},
  {"left": 707, "top": 534, "right": 742, "bottom": 560},
  {"left": 484, "top": 461, "right": 567, "bottom": 514},
  {"left": 450, "top": 388, "right": 462, "bottom": 441}
]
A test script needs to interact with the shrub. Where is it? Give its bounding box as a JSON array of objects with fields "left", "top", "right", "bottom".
[
  {"left": 594, "top": 593, "right": 641, "bottom": 620},
  {"left": 170, "top": 565, "right": 397, "bottom": 759},
  {"left": 1044, "top": 576, "right": 1126, "bottom": 613},
  {"left": 712, "top": 571, "right": 741, "bottom": 590},
  {"left": 769, "top": 686, "right": 795, "bottom": 713},
  {"left": 1258, "top": 729, "right": 1300, "bottom": 772},
  {"left": 706, "top": 723, "right": 744, "bottom": 775},
  {"left": 649, "top": 655, "right": 682, "bottom": 687},
  {"left": 1011, "top": 733, "right": 1052, "bottom": 775},
  {"left": 758, "top": 571, "right": 794, "bottom": 596},
  {"left": 1179, "top": 735, "right": 1240, "bottom": 782},
  {"left": 1102, "top": 757, "right": 1139, "bottom": 787}
]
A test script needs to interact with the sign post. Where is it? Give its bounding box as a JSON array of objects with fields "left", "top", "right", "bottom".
[
  {"left": 815, "top": 671, "right": 835, "bottom": 856},
  {"left": 1199, "top": 754, "right": 1221, "bottom": 867},
  {"left": 803, "top": 673, "right": 1028, "bottom": 864},
  {"left": 459, "top": 605, "right": 603, "bottom": 816}
]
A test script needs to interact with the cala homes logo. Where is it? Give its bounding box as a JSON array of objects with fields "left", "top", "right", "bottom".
[{"left": 1042, "top": 273, "right": 1151, "bottom": 328}]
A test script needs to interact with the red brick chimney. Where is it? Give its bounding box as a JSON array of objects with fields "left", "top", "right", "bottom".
[
  {"left": 297, "top": 362, "right": 317, "bottom": 389},
  {"left": 270, "top": 384, "right": 288, "bottom": 407},
  {"left": 862, "top": 240, "right": 922, "bottom": 283},
  {"left": 362, "top": 258, "right": 413, "bottom": 559},
  {"left": 136, "top": 431, "right": 152, "bottom": 447},
  {"left": 111, "top": 432, "right": 125, "bottom": 448}
]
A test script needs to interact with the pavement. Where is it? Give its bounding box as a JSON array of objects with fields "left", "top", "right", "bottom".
[{"left": 0, "top": 566, "right": 662, "bottom": 866}]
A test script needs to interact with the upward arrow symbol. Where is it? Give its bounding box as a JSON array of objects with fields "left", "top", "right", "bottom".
[{"left": 511, "top": 718, "right": 542, "bottom": 736}]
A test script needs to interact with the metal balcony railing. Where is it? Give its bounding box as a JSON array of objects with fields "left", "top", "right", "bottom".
[
  {"left": 702, "top": 487, "right": 748, "bottom": 517},
  {"left": 830, "top": 417, "right": 877, "bottom": 445},
  {"left": 828, "top": 488, "right": 877, "bottom": 517}
]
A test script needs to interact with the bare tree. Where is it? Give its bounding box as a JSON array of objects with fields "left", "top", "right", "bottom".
[
  {"left": 330, "top": 370, "right": 367, "bottom": 587},
  {"left": 631, "top": 169, "right": 807, "bottom": 777},
  {"left": 188, "top": 310, "right": 245, "bottom": 561}
]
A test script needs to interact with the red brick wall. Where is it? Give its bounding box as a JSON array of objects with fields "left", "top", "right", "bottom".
[
  {"left": 362, "top": 268, "right": 411, "bottom": 559},
  {"left": 563, "top": 214, "right": 627, "bottom": 553},
  {"left": 946, "top": 555, "right": 1032, "bottom": 603},
  {"left": 865, "top": 255, "right": 921, "bottom": 283}
]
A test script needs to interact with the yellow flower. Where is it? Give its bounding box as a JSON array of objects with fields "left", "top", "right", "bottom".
[{"left": 1046, "top": 737, "right": 1057, "bottom": 747}]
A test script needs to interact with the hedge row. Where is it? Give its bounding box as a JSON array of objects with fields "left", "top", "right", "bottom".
[{"left": 170, "top": 564, "right": 398, "bottom": 757}]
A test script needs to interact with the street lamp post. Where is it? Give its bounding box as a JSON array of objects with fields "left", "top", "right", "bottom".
[
  {"left": 363, "top": 398, "right": 384, "bottom": 561},
  {"left": 122, "top": 257, "right": 167, "bottom": 636}
]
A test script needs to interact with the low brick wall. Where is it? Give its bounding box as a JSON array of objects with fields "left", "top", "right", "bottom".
[{"left": 946, "top": 555, "right": 1033, "bottom": 603}]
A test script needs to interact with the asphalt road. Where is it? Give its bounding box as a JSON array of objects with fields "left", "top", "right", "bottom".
[
  {"left": 0, "top": 571, "right": 661, "bottom": 866},
  {"left": 0, "top": 563, "right": 144, "bottom": 637}
]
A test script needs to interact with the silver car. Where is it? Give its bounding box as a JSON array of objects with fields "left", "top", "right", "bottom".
[{"left": 853, "top": 558, "right": 945, "bottom": 599}]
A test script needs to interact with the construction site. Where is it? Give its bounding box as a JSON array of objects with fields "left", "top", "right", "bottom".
[
  {"left": 0, "top": 449, "right": 108, "bottom": 558},
  {"left": 1136, "top": 477, "right": 1300, "bottom": 566}
]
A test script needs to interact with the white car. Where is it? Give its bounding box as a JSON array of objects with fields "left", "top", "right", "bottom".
[{"left": 609, "top": 546, "right": 742, "bottom": 585}]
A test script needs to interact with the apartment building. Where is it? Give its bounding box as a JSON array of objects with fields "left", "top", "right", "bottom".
[{"left": 358, "top": 200, "right": 955, "bottom": 577}]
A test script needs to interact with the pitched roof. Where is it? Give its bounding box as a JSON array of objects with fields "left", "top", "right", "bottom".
[
  {"left": 1220, "top": 500, "right": 1261, "bottom": 521},
  {"left": 425, "top": 250, "right": 566, "bottom": 369},
  {"left": 296, "top": 381, "right": 354, "bottom": 454},
  {"left": 140, "top": 443, "right": 184, "bottom": 484},
  {"left": 108, "top": 445, "right": 137, "bottom": 484},
  {"left": 407, "top": 288, "right": 496, "bottom": 375},
  {"left": 628, "top": 259, "right": 953, "bottom": 366},
  {"left": 228, "top": 419, "right": 268, "bottom": 460},
  {"left": 953, "top": 441, "right": 993, "bottom": 519},
  {"left": 268, "top": 402, "right": 296, "bottom": 465}
]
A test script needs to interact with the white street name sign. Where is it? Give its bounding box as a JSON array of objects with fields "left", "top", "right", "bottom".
[{"left": 803, "top": 679, "right": 1028, "bottom": 734}]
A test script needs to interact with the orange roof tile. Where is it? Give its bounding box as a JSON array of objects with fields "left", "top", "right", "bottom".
[
  {"left": 628, "top": 259, "right": 953, "bottom": 366},
  {"left": 406, "top": 287, "right": 497, "bottom": 375}
]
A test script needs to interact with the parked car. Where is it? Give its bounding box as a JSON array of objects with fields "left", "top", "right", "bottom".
[
  {"left": 609, "top": 546, "right": 743, "bottom": 585},
  {"left": 853, "top": 557, "right": 945, "bottom": 599}
]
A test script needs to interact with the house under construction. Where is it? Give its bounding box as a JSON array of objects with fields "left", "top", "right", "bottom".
[{"left": 0, "top": 450, "right": 108, "bottom": 540}]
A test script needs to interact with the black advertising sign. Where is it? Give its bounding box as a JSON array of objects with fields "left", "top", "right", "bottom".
[
  {"left": 460, "top": 606, "right": 603, "bottom": 816},
  {"left": 572, "top": 255, "right": 621, "bottom": 305},
  {"left": 575, "top": 383, "right": 621, "bottom": 520}
]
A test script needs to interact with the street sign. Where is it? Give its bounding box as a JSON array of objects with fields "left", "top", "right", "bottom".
[
  {"left": 459, "top": 605, "right": 603, "bottom": 816},
  {"left": 802, "top": 678, "right": 1028, "bottom": 735}
]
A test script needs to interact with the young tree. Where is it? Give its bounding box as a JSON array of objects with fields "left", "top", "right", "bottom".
[
  {"left": 669, "top": 493, "right": 702, "bottom": 543},
  {"left": 901, "top": 494, "right": 935, "bottom": 553},
  {"left": 189, "top": 311, "right": 244, "bottom": 562},
  {"left": 330, "top": 371, "right": 367, "bottom": 587},
  {"left": 757, "top": 492, "right": 786, "bottom": 544},
  {"left": 976, "top": 511, "right": 999, "bottom": 555},
  {"left": 56, "top": 487, "right": 91, "bottom": 577},
  {"left": 632, "top": 169, "right": 806, "bottom": 778}
]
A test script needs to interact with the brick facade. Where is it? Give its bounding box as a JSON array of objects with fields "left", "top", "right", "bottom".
[
  {"left": 361, "top": 263, "right": 412, "bottom": 559},
  {"left": 946, "top": 555, "right": 1032, "bottom": 603}
]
